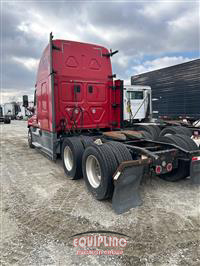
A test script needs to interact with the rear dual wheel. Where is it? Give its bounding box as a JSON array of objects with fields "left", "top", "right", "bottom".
[
  {"left": 82, "top": 144, "right": 118, "bottom": 200},
  {"left": 135, "top": 125, "right": 161, "bottom": 140},
  {"left": 157, "top": 134, "right": 198, "bottom": 152},
  {"left": 62, "top": 136, "right": 95, "bottom": 179},
  {"left": 82, "top": 142, "right": 132, "bottom": 200},
  {"left": 105, "top": 141, "right": 132, "bottom": 164},
  {"left": 62, "top": 137, "right": 133, "bottom": 200},
  {"left": 175, "top": 134, "right": 199, "bottom": 151},
  {"left": 141, "top": 131, "right": 153, "bottom": 140},
  {"left": 62, "top": 137, "right": 84, "bottom": 179},
  {"left": 79, "top": 135, "right": 94, "bottom": 148},
  {"left": 159, "top": 126, "right": 192, "bottom": 137}
]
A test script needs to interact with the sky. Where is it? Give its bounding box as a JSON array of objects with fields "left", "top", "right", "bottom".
[{"left": 0, "top": 0, "right": 199, "bottom": 104}]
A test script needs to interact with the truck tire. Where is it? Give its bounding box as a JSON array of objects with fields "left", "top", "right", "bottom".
[
  {"left": 157, "top": 135, "right": 189, "bottom": 150},
  {"left": 4, "top": 118, "right": 11, "bottom": 124},
  {"left": 141, "top": 131, "right": 153, "bottom": 140},
  {"left": 178, "top": 127, "right": 192, "bottom": 137},
  {"left": 106, "top": 141, "right": 132, "bottom": 164},
  {"left": 157, "top": 135, "right": 191, "bottom": 181},
  {"left": 106, "top": 143, "right": 124, "bottom": 164},
  {"left": 82, "top": 143, "right": 118, "bottom": 200},
  {"left": 136, "top": 125, "right": 158, "bottom": 140},
  {"left": 175, "top": 134, "right": 199, "bottom": 151},
  {"left": 150, "top": 125, "right": 161, "bottom": 136},
  {"left": 159, "top": 160, "right": 190, "bottom": 182},
  {"left": 107, "top": 141, "right": 133, "bottom": 163},
  {"left": 62, "top": 137, "right": 84, "bottom": 179},
  {"left": 80, "top": 136, "right": 94, "bottom": 149},
  {"left": 159, "top": 126, "right": 192, "bottom": 137},
  {"left": 159, "top": 126, "right": 179, "bottom": 136},
  {"left": 28, "top": 128, "right": 34, "bottom": 148}
]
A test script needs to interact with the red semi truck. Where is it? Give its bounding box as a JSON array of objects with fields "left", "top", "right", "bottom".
[{"left": 25, "top": 33, "right": 200, "bottom": 214}]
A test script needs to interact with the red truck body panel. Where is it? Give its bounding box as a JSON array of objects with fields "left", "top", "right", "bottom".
[{"left": 29, "top": 39, "right": 121, "bottom": 133}]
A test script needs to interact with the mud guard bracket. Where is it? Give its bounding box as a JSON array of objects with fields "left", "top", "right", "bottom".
[{"left": 112, "top": 159, "right": 150, "bottom": 214}]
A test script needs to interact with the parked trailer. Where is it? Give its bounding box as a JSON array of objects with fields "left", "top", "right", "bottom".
[
  {"left": 131, "top": 59, "right": 200, "bottom": 120},
  {"left": 26, "top": 33, "right": 200, "bottom": 214}
]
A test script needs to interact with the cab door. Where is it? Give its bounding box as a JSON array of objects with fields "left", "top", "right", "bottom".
[
  {"left": 37, "top": 81, "right": 49, "bottom": 131},
  {"left": 124, "top": 90, "right": 146, "bottom": 120},
  {"left": 129, "top": 90, "right": 145, "bottom": 120}
]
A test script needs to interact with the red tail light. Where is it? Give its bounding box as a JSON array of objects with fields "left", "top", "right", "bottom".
[
  {"left": 192, "top": 156, "right": 200, "bottom": 161},
  {"left": 166, "top": 163, "right": 173, "bottom": 172},
  {"left": 156, "top": 165, "right": 162, "bottom": 174}
]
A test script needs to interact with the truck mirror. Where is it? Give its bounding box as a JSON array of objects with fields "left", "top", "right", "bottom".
[{"left": 23, "top": 95, "right": 29, "bottom": 107}]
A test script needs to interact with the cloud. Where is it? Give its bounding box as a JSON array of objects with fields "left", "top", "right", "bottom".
[
  {"left": 13, "top": 57, "right": 39, "bottom": 71},
  {"left": 1, "top": 88, "right": 34, "bottom": 104},
  {"left": 132, "top": 56, "right": 194, "bottom": 74},
  {"left": 1, "top": 1, "right": 199, "bottom": 103}
]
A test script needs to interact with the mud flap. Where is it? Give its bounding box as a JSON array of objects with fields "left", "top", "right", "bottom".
[
  {"left": 112, "top": 161, "right": 148, "bottom": 214},
  {"left": 190, "top": 160, "right": 200, "bottom": 184}
]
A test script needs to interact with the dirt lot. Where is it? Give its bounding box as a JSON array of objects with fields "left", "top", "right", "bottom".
[{"left": 0, "top": 121, "right": 200, "bottom": 265}]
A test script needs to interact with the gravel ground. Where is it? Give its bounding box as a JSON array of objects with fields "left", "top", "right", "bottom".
[{"left": 0, "top": 121, "right": 200, "bottom": 265}]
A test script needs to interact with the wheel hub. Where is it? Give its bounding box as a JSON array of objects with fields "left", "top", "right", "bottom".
[
  {"left": 86, "top": 155, "right": 101, "bottom": 188},
  {"left": 64, "top": 146, "right": 73, "bottom": 171}
]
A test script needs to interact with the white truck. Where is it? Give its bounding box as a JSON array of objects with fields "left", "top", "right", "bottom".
[
  {"left": 123, "top": 85, "right": 152, "bottom": 122},
  {"left": 0, "top": 104, "right": 11, "bottom": 124},
  {"left": 3, "top": 102, "right": 20, "bottom": 120},
  {"left": 123, "top": 84, "right": 200, "bottom": 146}
]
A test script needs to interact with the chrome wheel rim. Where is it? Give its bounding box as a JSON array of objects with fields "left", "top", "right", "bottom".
[
  {"left": 86, "top": 155, "right": 101, "bottom": 188},
  {"left": 64, "top": 146, "right": 73, "bottom": 171}
]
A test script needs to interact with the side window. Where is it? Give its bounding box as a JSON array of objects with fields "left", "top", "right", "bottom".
[
  {"left": 34, "top": 90, "right": 36, "bottom": 106},
  {"left": 88, "top": 85, "right": 93, "bottom": 93},
  {"left": 74, "top": 85, "right": 81, "bottom": 93},
  {"left": 36, "top": 88, "right": 40, "bottom": 111},
  {"left": 41, "top": 83, "right": 47, "bottom": 111},
  {"left": 126, "top": 91, "right": 143, "bottom": 100}
]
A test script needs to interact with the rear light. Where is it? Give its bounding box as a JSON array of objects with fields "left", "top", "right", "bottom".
[
  {"left": 166, "top": 163, "right": 173, "bottom": 172},
  {"left": 192, "top": 156, "right": 200, "bottom": 161},
  {"left": 156, "top": 165, "right": 162, "bottom": 174}
]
